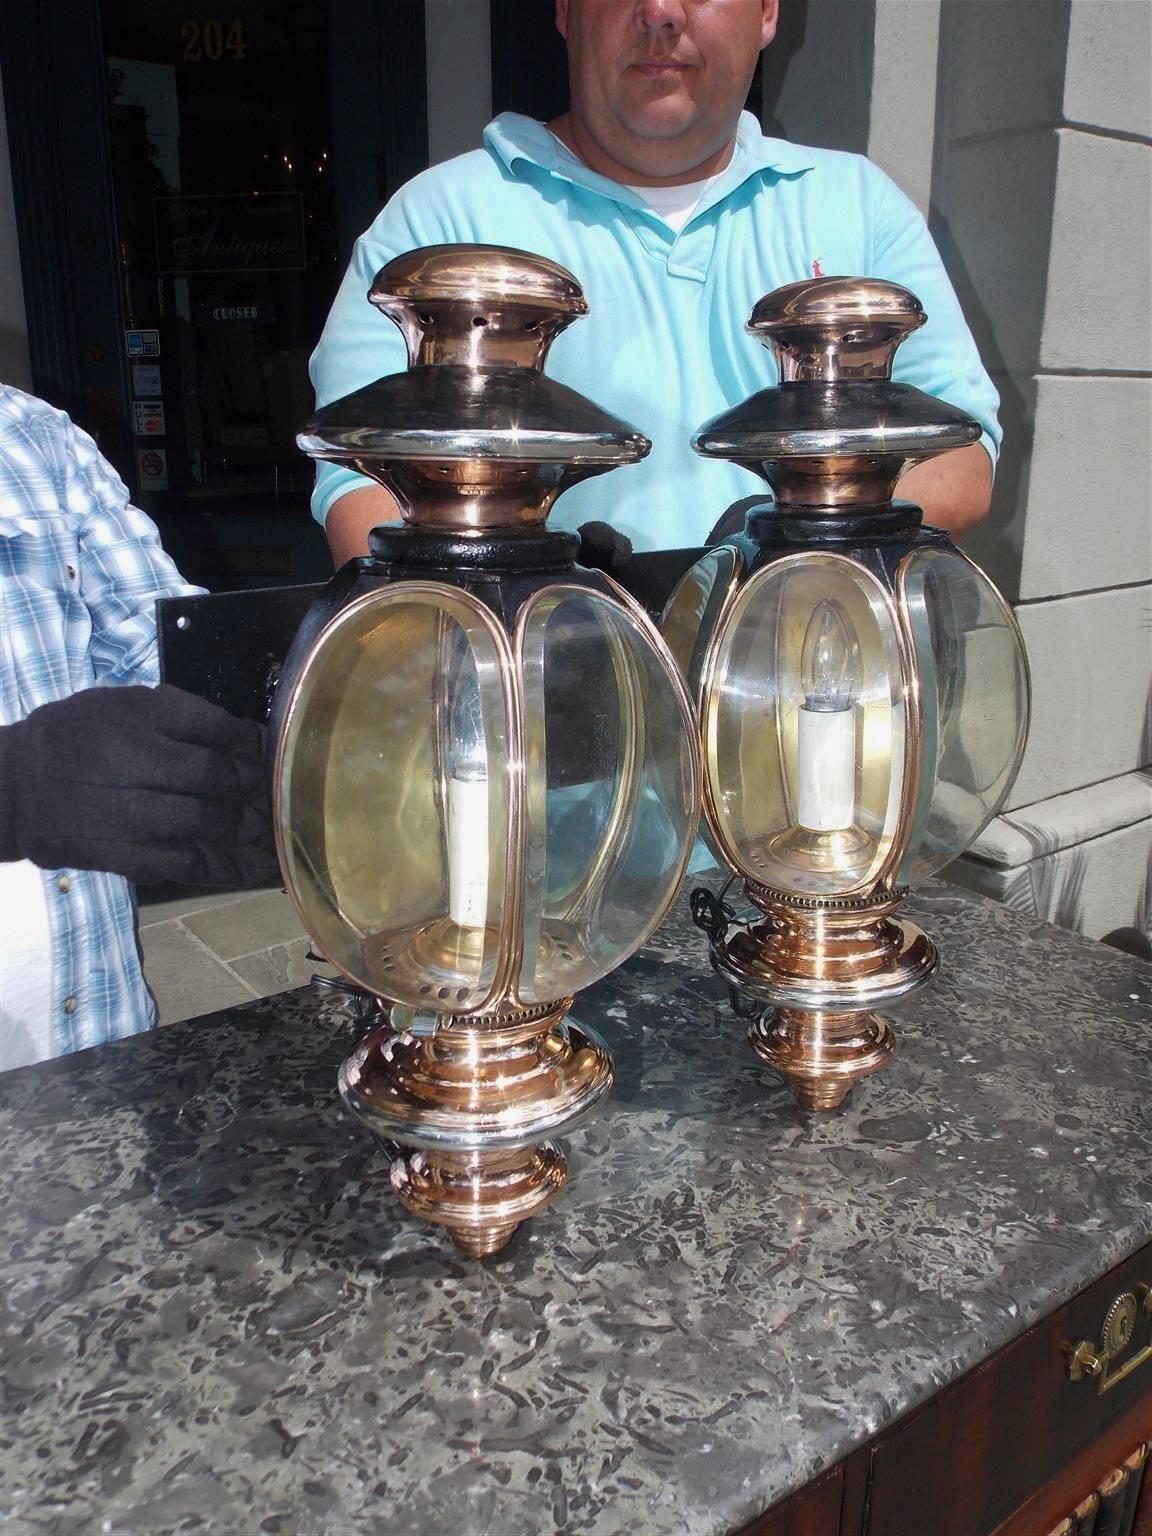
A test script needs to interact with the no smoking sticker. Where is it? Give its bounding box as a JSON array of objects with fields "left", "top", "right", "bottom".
[{"left": 136, "top": 447, "right": 169, "bottom": 490}]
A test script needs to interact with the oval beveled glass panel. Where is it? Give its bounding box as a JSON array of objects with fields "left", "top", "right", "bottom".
[
  {"left": 659, "top": 545, "right": 741, "bottom": 700},
  {"left": 275, "top": 584, "right": 513, "bottom": 1011},
  {"left": 896, "top": 547, "right": 1030, "bottom": 884},
  {"left": 515, "top": 586, "right": 698, "bottom": 1002},
  {"left": 703, "top": 553, "right": 907, "bottom": 897}
]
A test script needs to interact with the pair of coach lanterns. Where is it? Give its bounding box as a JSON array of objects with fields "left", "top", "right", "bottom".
[{"left": 270, "top": 245, "right": 1030, "bottom": 1256}]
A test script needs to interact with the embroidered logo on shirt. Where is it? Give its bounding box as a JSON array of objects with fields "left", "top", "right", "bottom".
[{"left": 812, "top": 258, "right": 824, "bottom": 278}]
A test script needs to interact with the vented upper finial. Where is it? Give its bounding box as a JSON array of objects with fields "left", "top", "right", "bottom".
[
  {"left": 369, "top": 245, "right": 589, "bottom": 370},
  {"left": 747, "top": 277, "right": 926, "bottom": 383}
]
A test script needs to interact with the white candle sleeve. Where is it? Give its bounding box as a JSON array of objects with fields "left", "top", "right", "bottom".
[
  {"left": 796, "top": 707, "right": 856, "bottom": 832},
  {"left": 447, "top": 773, "right": 490, "bottom": 927}
]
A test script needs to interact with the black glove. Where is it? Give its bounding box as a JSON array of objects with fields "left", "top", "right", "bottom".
[
  {"left": 0, "top": 684, "right": 279, "bottom": 889},
  {"left": 705, "top": 495, "right": 767, "bottom": 546},
  {"left": 577, "top": 520, "right": 633, "bottom": 572}
]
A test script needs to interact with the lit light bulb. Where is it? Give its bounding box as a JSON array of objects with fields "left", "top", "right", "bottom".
[
  {"left": 797, "top": 600, "right": 858, "bottom": 832},
  {"left": 445, "top": 659, "right": 489, "bottom": 929}
]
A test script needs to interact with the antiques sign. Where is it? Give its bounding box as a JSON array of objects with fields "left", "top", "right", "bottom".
[{"left": 154, "top": 193, "right": 305, "bottom": 275}]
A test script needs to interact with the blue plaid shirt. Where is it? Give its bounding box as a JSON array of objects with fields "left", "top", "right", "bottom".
[{"left": 0, "top": 385, "right": 201, "bottom": 1054}]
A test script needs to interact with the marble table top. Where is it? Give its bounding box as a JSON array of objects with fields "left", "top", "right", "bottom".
[{"left": 2, "top": 881, "right": 1150, "bottom": 1536}]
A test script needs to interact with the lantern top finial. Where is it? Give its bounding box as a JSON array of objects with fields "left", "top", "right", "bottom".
[
  {"left": 747, "top": 276, "right": 927, "bottom": 383},
  {"left": 369, "top": 244, "right": 589, "bottom": 370}
]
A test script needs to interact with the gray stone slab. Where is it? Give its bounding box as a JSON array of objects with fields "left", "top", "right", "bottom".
[
  {"left": 1020, "top": 374, "right": 1152, "bottom": 601},
  {"left": 2, "top": 883, "right": 1150, "bottom": 1536},
  {"left": 139, "top": 919, "right": 256, "bottom": 1027},
  {"left": 1042, "top": 129, "right": 1152, "bottom": 373},
  {"left": 948, "top": 793, "right": 1152, "bottom": 939},
  {"left": 943, "top": 0, "right": 1070, "bottom": 141},
  {"left": 1064, "top": 0, "right": 1152, "bottom": 138},
  {"left": 933, "top": 130, "right": 1060, "bottom": 376},
  {"left": 181, "top": 887, "right": 308, "bottom": 962},
  {"left": 869, "top": 0, "right": 941, "bottom": 217},
  {"left": 425, "top": 0, "right": 493, "bottom": 165},
  {"left": 1009, "top": 584, "right": 1152, "bottom": 809},
  {"left": 136, "top": 885, "right": 263, "bottom": 929},
  {"left": 229, "top": 936, "right": 339, "bottom": 998}
]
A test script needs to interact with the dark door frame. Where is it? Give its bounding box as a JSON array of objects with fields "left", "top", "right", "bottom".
[
  {"left": 2, "top": 0, "right": 429, "bottom": 490},
  {"left": 2, "top": 0, "right": 134, "bottom": 471}
]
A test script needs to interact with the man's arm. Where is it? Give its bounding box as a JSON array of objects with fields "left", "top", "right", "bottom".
[
  {"left": 867, "top": 162, "right": 1001, "bottom": 534},
  {"left": 325, "top": 484, "right": 404, "bottom": 566},
  {"left": 896, "top": 442, "right": 992, "bottom": 538}
]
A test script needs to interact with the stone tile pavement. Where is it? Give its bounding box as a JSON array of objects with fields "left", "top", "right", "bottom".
[
  {"left": 137, "top": 883, "right": 337, "bottom": 1026},
  {"left": 137, "top": 874, "right": 1148, "bottom": 1029}
]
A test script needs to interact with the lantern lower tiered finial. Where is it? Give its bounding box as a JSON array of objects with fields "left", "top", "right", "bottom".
[
  {"left": 665, "top": 277, "right": 1030, "bottom": 1112},
  {"left": 273, "top": 246, "right": 700, "bottom": 1253},
  {"left": 339, "top": 997, "right": 605, "bottom": 1256}
]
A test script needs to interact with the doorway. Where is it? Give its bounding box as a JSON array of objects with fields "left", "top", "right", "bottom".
[{"left": 4, "top": 0, "right": 427, "bottom": 587}]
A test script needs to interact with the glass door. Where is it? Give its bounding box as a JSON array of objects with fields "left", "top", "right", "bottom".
[{"left": 101, "top": 0, "right": 338, "bottom": 581}]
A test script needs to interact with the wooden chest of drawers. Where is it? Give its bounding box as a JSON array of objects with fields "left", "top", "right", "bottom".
[{"left": 747, "top": 1242, "right": 1152, "bottom": 1536}]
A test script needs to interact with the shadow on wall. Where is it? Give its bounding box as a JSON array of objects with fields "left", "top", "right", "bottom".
[
  {"left": 760, "top": 0, "right": 807, "bottom": 141},
  {"left": 927, "top": 209, "right": 1031, "bottom": 599},
  {"left": 926, "top": 4, "right": 1065, "bottom": 604},
  {"left": 761, "top": 0, "right": 874, "bottom": 156}
]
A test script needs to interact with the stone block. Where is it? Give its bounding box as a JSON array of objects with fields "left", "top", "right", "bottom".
[
  {"left": 141, "top": 920, "right": 255, "bottom": 1028},
  {"left": 230, "top": 938, "right": 338, "bottom": 999},
  {"left": 1042, "top": 130, "right": 1152, "bottom": 373},
  {"left": 869, "top": 0, "right": 942, "bottom": 217},
  {"left": 933, "top": 132, "right": 1059, "bottom": 376},
  {"left": 1007, "top": 584, "right": 1152, "bottom": 808},
  {"left": 182, "top": 887, "right": 307, "bottom": 963},
  {"left": 957, "top": 368, "right": 1037, "bottom": 606},
  {"left": 1063, "top": 0, "right": 1152, "bottom": 138},
  {"left": 946, "top": 772, "right": 1151, "bottom": 940},
  {"left": 763, "top": 0, "right": 875, "bottom": 154},
  {"left": 424, "top": 0, "right": 492, "bottom": 166},
  {"left": 943, "top": 0, "right": 1070, "bottom": 140},
  {"left": 136, "top": 885, "right": 267, "bottom": 927},
  {"left": 1019, "top": 375, "right": 1152, "bottom": 600}
]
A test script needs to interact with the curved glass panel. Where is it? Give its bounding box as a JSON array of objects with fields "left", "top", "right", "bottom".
[
  {"left": 516, "top": 587, "right": 698, "bottom": 1002},
  {"left": 703, "top": 553, "right": 907, "bottom": 898},
  {"left": 659, "top": 545, "right": 740, "bottom": 701},
  {"left": 276, "top": 585, "right": 512, "bottom": 1010},
  {"left": 896, "top": 547, "right": 1030, "bottom": 884}
]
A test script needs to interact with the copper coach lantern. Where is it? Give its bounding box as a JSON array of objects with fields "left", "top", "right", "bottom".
[
  {"left": 663, "top": 277, "right": 1030, "bottom": 1111},
  {"left": 272, "top": 245, "right": 700, "bottom": 1255}
]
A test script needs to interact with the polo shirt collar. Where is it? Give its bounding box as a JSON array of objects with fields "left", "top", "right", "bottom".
[{"left": 484, "top": 111, "right": 815, "bottom": 221}]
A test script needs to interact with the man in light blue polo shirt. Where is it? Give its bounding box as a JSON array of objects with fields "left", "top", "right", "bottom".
[{"left": 312, "top": 0, "right": 999, "bottom": 566}]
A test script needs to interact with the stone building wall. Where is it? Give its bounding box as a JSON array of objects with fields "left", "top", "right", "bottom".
[
  {"left": 766, "top": 0, "right": 1152, "bottom": 947},
  {"left": 928, "top": 0, "right": 1151, "bottom": 945}
]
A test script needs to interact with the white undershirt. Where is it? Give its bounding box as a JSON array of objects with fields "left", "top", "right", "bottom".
[
  {"left": 624, "top": 170, "right": 728, "bottom": 234},
  {"left": 0, "top": 689, "right": 55, "bottom": 1071},
  {"left": 546, "top": 129, "right": 729, "bottom": 236}
]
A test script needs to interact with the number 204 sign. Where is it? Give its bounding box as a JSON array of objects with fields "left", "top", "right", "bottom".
[{"left": 182, "top": 17, "right": 247, "bottom": 63}]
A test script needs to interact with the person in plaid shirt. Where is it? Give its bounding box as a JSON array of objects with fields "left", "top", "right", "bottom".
[{"left": 0, "top": 385, "right": 276, "bottom": 1068}]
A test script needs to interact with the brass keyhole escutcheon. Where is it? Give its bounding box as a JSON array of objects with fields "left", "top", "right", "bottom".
[{"left": 1066, "top": 1284, "right": 1152, "bottom": 1395}]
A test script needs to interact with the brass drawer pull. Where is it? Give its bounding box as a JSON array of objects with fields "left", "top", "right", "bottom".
[{"left": 1065, "top": 1284, "right": 1152, "bottom": 1394}]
